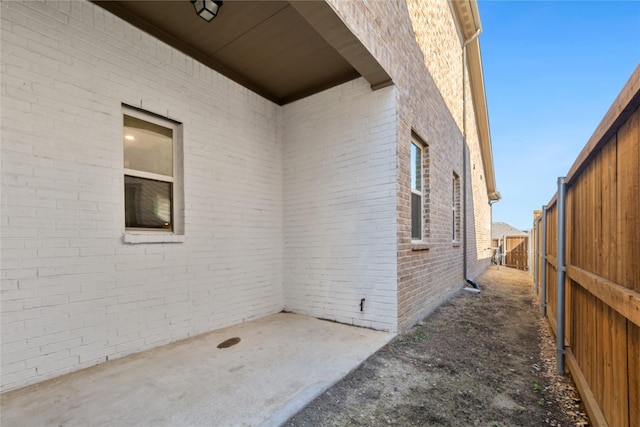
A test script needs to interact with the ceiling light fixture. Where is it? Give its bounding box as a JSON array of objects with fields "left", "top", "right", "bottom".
[{"left": 190, "top": 0, "right": 223, "bottom": 22}]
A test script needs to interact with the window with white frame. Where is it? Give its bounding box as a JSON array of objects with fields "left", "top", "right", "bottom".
[
  {"left": 123, "top": 106, "right": 182, "bottom": 233},
  {"left": 411, "top": 137, "right": 424, "bottom": 241}
]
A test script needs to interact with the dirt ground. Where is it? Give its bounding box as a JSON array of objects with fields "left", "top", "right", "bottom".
[{"left": 285, "top": 266, "right": 590, "bottom": 427}]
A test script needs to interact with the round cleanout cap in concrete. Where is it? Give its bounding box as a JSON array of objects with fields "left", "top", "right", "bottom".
[{"left": 217, "top": 337, "right": 241, "bottom": 349}]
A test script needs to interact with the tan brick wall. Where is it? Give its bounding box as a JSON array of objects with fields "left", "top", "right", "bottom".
[
  {"left": 329, "top": 0, "right": 493, "bottom": 330},
  {"left": 406, "top": 0, "right": 464, "bottom": 129}
]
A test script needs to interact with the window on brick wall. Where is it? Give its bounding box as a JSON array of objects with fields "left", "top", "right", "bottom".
[
  {"left": 123, "top": 105, "right": 183, "bottom": 236},
  {"left": 411, "top": 134, "right": 429, "bottom": 241},
  {"left": 452, "top": 172, "right": 461, "bottom": 242}
]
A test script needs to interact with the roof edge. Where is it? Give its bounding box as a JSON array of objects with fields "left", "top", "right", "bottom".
[{"left": 451, "top": 0, "right": 498, "bottom": 201}]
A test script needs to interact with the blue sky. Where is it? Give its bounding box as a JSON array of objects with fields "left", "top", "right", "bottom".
[{"left": 478, "top": 0, "right": 640, "bottom": 231}]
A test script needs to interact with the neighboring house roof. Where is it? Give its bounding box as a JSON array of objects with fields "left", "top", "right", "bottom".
[{"left": 492, "top": 222, "right": 528, "bottom": 239}]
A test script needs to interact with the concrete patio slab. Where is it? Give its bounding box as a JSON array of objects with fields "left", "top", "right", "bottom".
[{"left": 0, "top": 313, "right": 394, "bottom": 427}]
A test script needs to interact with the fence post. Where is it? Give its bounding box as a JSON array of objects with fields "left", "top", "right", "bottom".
[
  {"left": 529, "top": 217, "right": 540, "bottom": 295},
  {"left": 502, "top": 235, "right": 507, "bottom": 266},
  {"left": 556, "top": 177, "right": 567, "bottom": 374},
  {"left": 541, "top": 205, "right": 547, "bottom": 317}
]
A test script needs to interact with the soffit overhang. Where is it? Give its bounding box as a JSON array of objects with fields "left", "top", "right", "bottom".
[
  {"left": 451, "top": 0, "right": 499, "bottom": 201},
  {"left": 92, "top": 1, "right": 391, "bottom": 106}
]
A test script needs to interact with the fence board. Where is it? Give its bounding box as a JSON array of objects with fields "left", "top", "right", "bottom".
[
  {"left": 617, "top": 109, "right": 640, "bottom": 293},
  {"left": 591, "top": 158, "right": 600, "bottom": 276},
  {"left": 546, "top": 203, "right": 558, "bottom": 329},
  {"left": 572, "top": 282, "right": 597, "bottom": 395},
  {"left": 547, "top": 263, "right": 557, "bottom": 332},
  {"left": 596, "top": 150, "right": 606, "bottom": 276},
  {"left": 604, "top": 303, "right": 628, "bottom": 426},
  {"left": 566, "top": 350, "right": 609, "bottom": 427},
  {"left": 570, "top": 281, "right": 582, "bottom": 373},
  {"left": 602, "top": 137, "right": 618, "bottom": 284},
  {"left": 565, "top": 256, "right": 573, "bottom": 346},
  {"left": 537, "top": 222, "right": 543, "bottom": 294},
  {"left": 629, "top": 322, "right": 640, "bottom": 426},
  {"left": 570, "top": 170, "right": 581, "bottom": 269},
  {"left": 595, "top": 298, "right": 606, "bottom": 417}
]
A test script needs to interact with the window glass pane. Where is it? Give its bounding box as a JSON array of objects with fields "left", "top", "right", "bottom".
[
  {"left": 124, "top": 175, "right": 172, "bottom": 229},
  {"left": 124, "top": 115, "right": 173, "bottom": 177},
  {"left": 411, "top": 192, "right": 421, "bottom": 239},
  {"left": 411, "top": 142, "right": 421, "bottom": 191},
  {"left": 453, "top": 177, "right": 456, "bottom": 209}
]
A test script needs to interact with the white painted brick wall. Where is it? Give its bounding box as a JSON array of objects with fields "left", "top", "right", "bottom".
[
  {"left": 282, "top": 80, "right": 398, "bottom": 332},
  {"left": 1, "top": 0, "right": 283, "bottom": 392}
]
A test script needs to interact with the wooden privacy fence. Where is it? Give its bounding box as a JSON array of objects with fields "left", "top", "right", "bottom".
[
  {"left": 492, "top": 236, "right": 529, "bottom": 270},
  {"left": 504, "top": 236, "right": 528, "bottom": 270},
  {"left": 532, "top": 65, "right": 640, "bottom": 427}
]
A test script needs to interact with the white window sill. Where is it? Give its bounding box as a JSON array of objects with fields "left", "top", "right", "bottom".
[
  {"left": 452, "top": 241, "right": 461, "bottom": 247},
  {"left": 411, "top": 241, "right": 430, "bottom": 251},
  {"left": 123, "top": 233, "right": 185, "bottom": 244}
]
